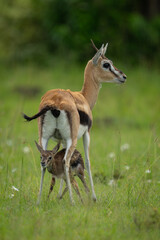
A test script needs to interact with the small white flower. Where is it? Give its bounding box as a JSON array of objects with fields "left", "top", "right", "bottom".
[
  {"left": 12, "top": 168, "right": 17, "bottom": 173},
  {"left": 120, "top": 143, "right": 130, "bottom": 152},
  {"left": 147, "top": 179, "right": 152, "bottom": 183},
  {"left": 124, "top": 165, "right": 130, "bottom": 170},
  {"left": 145, "top": 169, "right": 151, "bottom": 174},
  {"left": 108, "top": 179, "right": 115, "bottom": 186},
  {"left": 108, "top": 152, "right": 116, "bottom": 159},
  {"left": 11, "top": 186, "right": 19, "bottom": 192},
  {"left": 9, "top": 193, "right": 14, "bottom": 199},
  {"left": 6, "top": 139, "right": 13, "bottom": 146},
  {"left": 23, "top": 146, "right": 30, "bottom": 153}
]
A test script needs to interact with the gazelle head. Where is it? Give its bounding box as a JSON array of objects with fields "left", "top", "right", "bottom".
[
  {"left": 90, "top": 40, "right": 127, "bottom": 84},
  {"left": 35, "top": 141, "right": 60, "bottom": 169}
]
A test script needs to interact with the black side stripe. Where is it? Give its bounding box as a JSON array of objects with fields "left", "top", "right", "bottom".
[{"left": 78, "top": 110, "right": 92, "bottom": 129}]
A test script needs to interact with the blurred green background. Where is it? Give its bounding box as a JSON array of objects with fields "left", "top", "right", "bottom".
[
  {"left": 1, "top": 1, "right": 160, "bottom": 240},
  {"left": 0, "top": 0, "right": 160, "bottom": 65}
]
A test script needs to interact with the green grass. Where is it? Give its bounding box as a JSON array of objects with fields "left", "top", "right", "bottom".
[{"left": 0, "top": 61, "right": 160, "bottom": 240}]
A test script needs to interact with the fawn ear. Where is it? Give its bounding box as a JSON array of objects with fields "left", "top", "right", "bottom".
[
  {"left": 35, "top": 141, "right": 43, "bottom": 153},
  {"left": 52, "top": 142, "right": 60, "bottom": 154}
]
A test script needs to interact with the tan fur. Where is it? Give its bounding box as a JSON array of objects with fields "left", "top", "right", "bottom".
[{"left": 38, "top": 89, "right": 92, "bottom": 145}]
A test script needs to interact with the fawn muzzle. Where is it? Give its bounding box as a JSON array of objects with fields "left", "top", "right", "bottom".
[{"left": 41, "top": 161, "right": 46, "bottom": 168}]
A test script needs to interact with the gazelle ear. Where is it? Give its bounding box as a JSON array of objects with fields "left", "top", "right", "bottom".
[
  {"left": 103, "top": 43, "right": 108, "bottom": 56},
  {"left": 92, "top": 44, "right": 104, "bottom": 65},
  {"left": 52, "top": 142, "right": 60, "bottom": 154},
  {"left": 35, "top": 141, "right": 43, "bottom": 153}
]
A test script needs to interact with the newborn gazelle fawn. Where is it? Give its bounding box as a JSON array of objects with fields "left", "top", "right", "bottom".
[{"left": 35, "top": 141, "right": 89, "bottom": 203}]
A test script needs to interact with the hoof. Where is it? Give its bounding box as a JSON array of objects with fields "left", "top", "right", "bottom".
[
  {"left": 92, "top": 195, "right": 97, "bottom": 202},
  {"left": 70, "top": 199, "right": 75, "bottom": 206},
  {"left": 81, "top": 199, "right": 84, "bottom": 205},
  {"left": 57, "top": 195, "right": 62, "bottom": 200}
]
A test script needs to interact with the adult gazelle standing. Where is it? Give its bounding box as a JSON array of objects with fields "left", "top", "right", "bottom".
[{"left": 23, "top": 42, "right": 127, "bottom": 204}]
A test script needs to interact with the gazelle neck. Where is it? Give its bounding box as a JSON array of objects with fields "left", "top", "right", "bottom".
[{"left": 81, "top": 60, "right": 101, "bottom": 110}]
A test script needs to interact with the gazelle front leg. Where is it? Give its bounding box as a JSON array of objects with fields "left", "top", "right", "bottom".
[{"left": 83, "top": 131, "right": 97, "bottom": 201}]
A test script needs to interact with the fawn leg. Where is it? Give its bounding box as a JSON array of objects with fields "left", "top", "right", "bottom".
[
  {"left": 71, "top": 178, "right": 83, "bottom": 204},
  {"left": 59, "top": 185, "right": 68, "bottom": 199},
  {"left": 78, "top": 173, "right": 90, "bottom": 195},
  {"left": 57, "top": 179, "right": 64, "bottom": 198},
  {"left": 48, "top": 176, "right": 56, "bottom": 198}
]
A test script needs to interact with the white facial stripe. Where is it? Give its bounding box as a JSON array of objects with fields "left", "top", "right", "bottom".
[{"left": 110, "top": 64, "right": 121, "bottom": 78}]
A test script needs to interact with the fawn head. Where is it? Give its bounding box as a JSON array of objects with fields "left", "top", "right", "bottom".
[
  {"left": 90, "top": 40, "right": 127, "bottom": 84},
  {"left": 35, "top": 141, "right": 60, "bottom": 169}
]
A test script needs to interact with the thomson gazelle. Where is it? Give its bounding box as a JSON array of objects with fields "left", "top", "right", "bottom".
[{"left": 23, "top": 41, "right": 127, "bottom": 204}]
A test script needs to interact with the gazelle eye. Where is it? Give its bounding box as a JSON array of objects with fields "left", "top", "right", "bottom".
[{"left": 103, "top": 62, "right": 110, "bottom": 69}]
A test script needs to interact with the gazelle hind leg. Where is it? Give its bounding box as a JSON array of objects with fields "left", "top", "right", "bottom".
[
  {"left": 63, "top": 139, "right": 73, "bottom": 204},
  {"left": 62, "top": 110, "right": 79, "bottom": 204},
  {"left": 51, "top": 108, "right": 79, "bottom": 204},
  {"left": 83, "top": 131, "right": 97, "bottom": 201},
  {"left": 37, "top": 137, "right": 48, "bottom": 205},
  {"left": 48, "top": 176, "right": 56, "bottom": 199},
  {"left": 37, "top": 167, "right": 46, "bottom": 205},
  {"left": 63, "top": 138, "right": 77, "bottom": 205}
]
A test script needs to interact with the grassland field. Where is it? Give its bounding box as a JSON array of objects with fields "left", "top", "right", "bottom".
[{"left": 0, "top": 61, "right": 160, "bottom": 240}]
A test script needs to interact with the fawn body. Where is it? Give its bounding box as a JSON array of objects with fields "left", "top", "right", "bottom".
[{"left": 35, "top": 141, "right": 89, "bottom": 202}]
